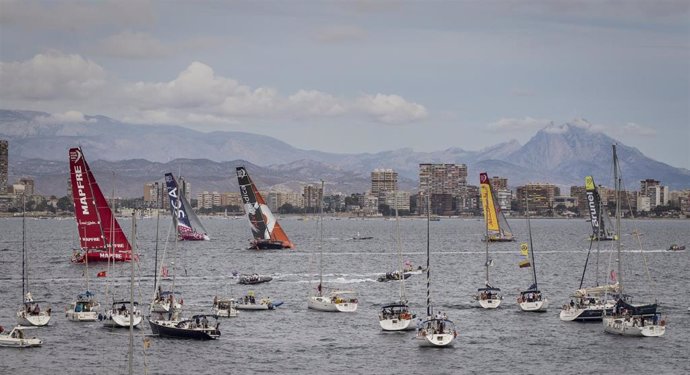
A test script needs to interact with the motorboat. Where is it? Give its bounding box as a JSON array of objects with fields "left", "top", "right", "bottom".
[
  {"left": 0, "top": 325, "right": 42, "bottom": 348},
  {"left": 238, "top": 274, "right": 273, "bottom": 285},
  {"left": 212, "top": 297, "right": 238, "bottom": 318},
  {"left": 65, "top": 291, "right": 100, "bottom": 322},
  {"left": 236, "top": 294, "right": 283, "bottom": 311}
]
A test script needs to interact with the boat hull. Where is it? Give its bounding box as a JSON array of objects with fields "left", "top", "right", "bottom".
[
  {"left": 603, "top": 316, "right": 666, "bottom": 337},
  {"left": 65, "top": 310, "right": 98, "bottom": 322},
  {"left": 236, "top": 304, "right": 272, "bottom": 311},
  {"left": 149, "top": 319, "right": 220, "bottom": 340},
  {"left": 478, "top": 298, "right": 502, "bottom": 309},
  {"left": 379, "top": 317, "right": 415, "bottom": 331},
  {"left": 16, "top": 311, "right": 51, "bottom": 326},
  {"left": 519, "top": 299, "right": 549, "bottom": 312},
  {"left": 238, "top": 276, "right": 273, "bottom": 285},
  {"left": 102, "top": 313, "right": 142, "bottom": 328},
  {"left": 74, "top": 251, "right": 134, "bottom": 263},
  {"left": 415, "top": 333, "right": 454, "bottom": 347},
  {"left": 307, "top": 296, "right": 340, "bottom": 312},
  {"left": 250, "top": 240, "right": 293, "bottom": 250},
  {"left": 0, "top": 329, "right": 42, "bottom": 348},
  {"left": 559, "top": 303, "right": 614, "bottom": 322}
]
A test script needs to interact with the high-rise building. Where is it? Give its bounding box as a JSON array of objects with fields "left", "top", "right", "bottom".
[
  {"left": 490, "top": 176, "right": 508, "bottom": 191},
  {"left": 0, "top": 140, "right": 8, "bottom": 194},
  {"left": 371, "top": 169, "right": 398, "bottom": 199},
  {"left": 144, "top": 182, "right": 161, "bottom": 207},
  {"left": 639, "top": 179, "right": 668, "bottom": 208},
  {"left": 418, "top": 163, "right": 467, "bottom": 214},
  {"left": 303, "top": 184, "right": 323, "bottom": 212},
  {"left": 516, "top": 183, "right": 561, "bottom": 215},
  {"left": 382, "top": 190, "right": 410, "bottom": 211}
]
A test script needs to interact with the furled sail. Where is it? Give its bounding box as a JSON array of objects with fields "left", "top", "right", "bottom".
[
  {"left": 236, "top": 166, "right": 293, "bottom": 249},
  {"left": 164, "top": 173, "right": 209, "bottom": 241}
]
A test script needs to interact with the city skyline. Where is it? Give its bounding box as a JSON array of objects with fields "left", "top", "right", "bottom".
[{"left": 1, "top": 1, "right": 688, "bottom": 169}]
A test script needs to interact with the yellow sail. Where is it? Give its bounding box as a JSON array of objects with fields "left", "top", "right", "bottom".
[
  {"left": 520, "top": 243, "right": 529, "bottom": 256},
  {"left": 480, "top": 183, "right": 499, "bottom": 232}
]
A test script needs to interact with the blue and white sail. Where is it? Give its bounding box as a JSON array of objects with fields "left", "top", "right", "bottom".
[{"left": 165, "top": 173, "right": 209, "bottom": 241}]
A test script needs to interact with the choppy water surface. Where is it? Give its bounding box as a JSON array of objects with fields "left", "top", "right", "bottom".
[{"left": 1, "top": 216, "right": 689, "bottom": 374}]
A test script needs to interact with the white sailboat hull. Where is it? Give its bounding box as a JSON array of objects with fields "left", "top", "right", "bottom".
[
  {"left": 478, "top": 298, "right": 502, "bottom": 309},
  {"left": 415, "top": 332, "right": 455, "bottom": 347},
  {"left": 16, "top": 311, "right": 51, "bottom": 326},
  {"left": 519, "top": 299, "right": 549, "bottom": 312},
  {"left": 379, "top": 317, "right": 415, "bottom": 331},
  {"left": 308, "top": 296, "right": 340, "bottom": 312},
  {"left": 102, "top": 313, "right": 142, "bottom": 328},
  {"left": 66, "top": 310, "right": 98, "bottom": 322},
  {"left": 150, "top": 300, "right": 182, "bottom": 314},
  {"left": 559, "top": 300, "right": 614, "bottom": 321},
  {"left": 603, "top": 316, "right": 666, "bottom": 337}
]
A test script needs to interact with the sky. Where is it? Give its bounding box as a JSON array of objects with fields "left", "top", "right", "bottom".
[{"left": 1, "top": 0, "right": 688, "bottom": 168}]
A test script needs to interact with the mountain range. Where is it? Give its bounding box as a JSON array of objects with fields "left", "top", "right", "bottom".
[{"left": 2, "top": 109, "right": 689, "bottom": 197}]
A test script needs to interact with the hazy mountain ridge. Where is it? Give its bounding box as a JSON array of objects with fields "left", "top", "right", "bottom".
[{"left": 2, "top": 109, "right": 689, "bottom": 197}]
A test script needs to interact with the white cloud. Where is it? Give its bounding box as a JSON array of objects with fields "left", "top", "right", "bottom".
[
  {"left": 1, "top": 53, "right": 428, "bottom": 126},
  {"left": 0, "top": 51, "right": 106, "bottom": 100},
  {"left": 355, "top": 94, "right": 427, "bottom": 124},
  {"left": 487, "top": 117, "right": 551, "bottom": 132},
  {"left": 97, "top": 31, "right": 173, "bottom": 59}
]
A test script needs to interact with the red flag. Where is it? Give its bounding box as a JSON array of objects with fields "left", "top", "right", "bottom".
[
  {"left": 610, "top": 270, "right": 617, "bottom": 283},
  {"left": 162, "top": 266, "right": 169, "bottom": 278},
  {"left": 97, "top": 271, "right": 106, "bottom": 278}
]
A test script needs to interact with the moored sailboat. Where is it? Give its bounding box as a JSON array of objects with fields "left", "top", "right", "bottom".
[
  {"left": 236, "top": 166, "right": 294, "bottom": 250},
  {"left": 164, "top": 173, "right": 209, "bottom": 241},
  {"left": 516, "top": 198, "right": 548, "bottom": 312},
  {"left": 379, "top": 195, "right": 417, "bottom": 331},
  {"left": 475, "top": 173, "right": 504, "bottom": 308},
  {"left": 308, "top": 181, "right": 358, "bottom": 313},
  {"left": 16, "top": 196, "right": 51, "bottom": 327},
  {"left": 68, "top": 147, "right": 133, "bottom": 263},
  {"left": 415, "top": 195, "right": 457, "bottom": 347},
  {"left": 602, "top": 145, "right": 665, "bottom": 337},
  {"left": 560, "top": 175, "right": 619, "bottom": 322}
]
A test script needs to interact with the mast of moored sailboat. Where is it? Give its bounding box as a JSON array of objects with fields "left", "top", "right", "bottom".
[{"left": 525, "top": 197, "right": 538, "bottom": 289}]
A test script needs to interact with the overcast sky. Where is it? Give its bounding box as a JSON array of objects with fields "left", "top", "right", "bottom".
[{"left": 1, "top": 0, "right": 688, "bottom": 168}]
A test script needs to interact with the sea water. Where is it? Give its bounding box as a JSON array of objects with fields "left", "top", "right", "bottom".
[{"left": 1, "top": 216, "right": 688, "bottom": 374}]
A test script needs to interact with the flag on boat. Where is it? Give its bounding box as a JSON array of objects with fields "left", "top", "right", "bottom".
[
  {"left": 97, "top": 271, "right": 106, "bottom": 278},
  {"left": 162, "top": 266, "right": 169, "bottom": 278},
  {"left": 519, "top": 259, "right": 531, "bottom": 268},
  {"left": 520, "top": 243, "right": 529, "bottom": 256},
  {"left": 486, "top": 258, "right": 494, "bottom": 267},
  {"left": 143, "top": 337, "right": 152, "bottom": 349},
  {"left": 610, "top": 270, "right": 617, "bottom": 282}
]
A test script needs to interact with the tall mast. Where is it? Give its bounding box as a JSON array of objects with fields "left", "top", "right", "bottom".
[
  {"left": 525, "top": 197, "right": 537, "bottom": 289},
  {"left": 22, "top": 194, "right": 26, "bottom": 299},
  {"left": 153, "top": 210, "right": 160, "bottom": 292},
  {"left": 613, "top": 144, "right": 622, "bottom": 294},
  {"left": 484, "top": 196, "right": 490, "bottom": 287},
  {"left": 128, "top": 212, "right": 136, "bottom": 375},
  {"left": 595, "top": 196, "right": 601, "bottom": 286},
  {"left": 426, "top": 194, "right": 431, "bottom": 318},
  {"left": 395, "top": 192, "right": 406, "bottom": 302},
  {"left": 318, "top": 180, "right": 324, "bottom": 296}
]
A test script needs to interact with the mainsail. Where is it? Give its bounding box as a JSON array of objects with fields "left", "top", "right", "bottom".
[
  {"left": 584, "top": 176, "right": 615, "bottom": 241},
  {"left": 164, "top": 173, "right": 209, "bottom": 241},
  {"left": 69, "top": 147, "right": 132, "bottom": 262},
  {"left": 236, "top": 166, "right": 294, "bottom": 249},
  {"left": 479, "top": 172, "right": 514, "bottom": 242}
]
